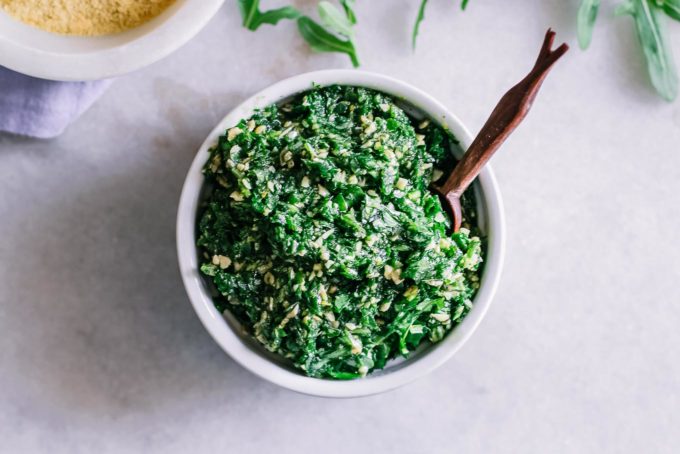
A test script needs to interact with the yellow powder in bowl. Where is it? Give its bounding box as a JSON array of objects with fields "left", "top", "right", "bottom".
[{"left": 0, "top": 0, "right": 177, "bottom": 36}]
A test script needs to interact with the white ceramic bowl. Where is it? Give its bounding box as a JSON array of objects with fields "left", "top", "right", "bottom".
[
  {"left": 0, "top": 0, "right": 225, "bottom": 81},
  {"left": 177, "top": 70, "right": 505, "bottom": 398}
]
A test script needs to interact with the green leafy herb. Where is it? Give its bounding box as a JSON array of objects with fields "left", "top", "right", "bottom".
[
  {"left": 238, "top": 0, "right": 301, "bottom": 31},
  {"left": 577, "top": 0, "right": 601, "bottom": 49},
  {"left": 319, "top": 0, "right": 354, "bottom": 38},
  {"left": 340, "top": 0, "right": 357, "bottom": 24},
  {"left": 659, "top": 0, "right": 680, "bottom": 21},
  {"left": 236, "top": 0, "right": 679, "bottom": 102},
  {"left": 412, "top": 0, "right": 429, "bottom": 49},
  {"left": 616, "top": 0, "right": 678, "bottom": 101},
  {"left": 198, "top": 85, "right": 484, "bottom": 378},
  {"left": 297, "top": 2, "right": 359, "bottom": 67},
  {"left": 237, "top": 0, "right": 359, "bottom": 67},
  {"left": 412, "top": 0, "right": 470, "bottom": 49}
]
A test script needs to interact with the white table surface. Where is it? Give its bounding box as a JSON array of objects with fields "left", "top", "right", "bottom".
[{"left": 2, "top": 1, "right": 679, "bottom": 452}]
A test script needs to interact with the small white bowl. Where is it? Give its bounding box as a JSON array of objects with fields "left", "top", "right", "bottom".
[
  {"left": 0, "top": 0, "right": 225, "bottom": 81},
  {"left": 177, "top": 70, "right": 505, "bottom": 398}
]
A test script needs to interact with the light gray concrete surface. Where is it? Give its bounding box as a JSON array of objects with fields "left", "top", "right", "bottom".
[{"left": 1, "top": 1, "right": 679, "bottom": 452}]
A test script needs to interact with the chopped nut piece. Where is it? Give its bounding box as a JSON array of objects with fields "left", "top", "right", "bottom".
[
  {"left": 227, "top": 127, "right": 242, "bottom": 141},
  {"left": 263, "top": 272, "right": 276, "bottom": 286},
  {"left": 230, "top": 191, "right": 244, "bottom": 202},
  {"left": 209, "top": 155, "right": 221, "bottom": 173},
  {"left": 218, "top": 256, "right": 232, "bottom": 269},
  {"left": 364, "top": 122, "right": 377, "bottom": 135},
  {"left": 390, "top": 268, "right": 404, "bottom": 285},
  {"left": 317, "top": 185, "right": 329, "bottom": 197},
  {"left": 384, "top": 264, "right": 394, "bottom": 280},
  {"left": 431, "top": 313, "right": 451, "bottom": 323},
  {"left": 431, "top": 169, "right": 444, "bottom": 182},
  {"left": 404, "top": 286, "right": 419, "bottom": 299},
  {"left": 379, "top": 301, "right": 392, "bottom": 312},
  {"left": 348, "top": 333, "right": 362, "bottom": 354}
]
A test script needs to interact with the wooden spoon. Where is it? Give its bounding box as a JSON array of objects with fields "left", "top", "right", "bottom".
[{"left": 433, "top": 29, "right": 569, "bottom": 232}]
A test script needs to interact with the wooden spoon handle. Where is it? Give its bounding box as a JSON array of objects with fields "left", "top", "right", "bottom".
[{"left": 436, "top": 29, "right": 569, "bottom": 198}]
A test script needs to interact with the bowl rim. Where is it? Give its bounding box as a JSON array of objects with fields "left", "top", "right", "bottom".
[
  {"left": 176, "top": 69, "right": 505, "bottom": 398},
  {"left": 0, "top": 0, "right": 225, "bottom": 81}
]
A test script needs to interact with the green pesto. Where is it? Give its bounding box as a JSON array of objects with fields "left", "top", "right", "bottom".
[{"left": 198, "top": 85, "right": 484, "bottom": 379}]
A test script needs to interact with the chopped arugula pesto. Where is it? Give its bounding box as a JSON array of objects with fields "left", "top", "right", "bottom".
[{"left": 198, "top": 85, "right": 484, "bottom": 379}]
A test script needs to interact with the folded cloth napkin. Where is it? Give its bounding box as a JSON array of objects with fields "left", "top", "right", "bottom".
[{"left": 0, "top": 66, "right": 112, "bottom": 139}]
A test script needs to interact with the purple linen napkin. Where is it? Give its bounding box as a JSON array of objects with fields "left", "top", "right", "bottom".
[{"left": 0, "top": 66, "right": 112, "bottom": 139}]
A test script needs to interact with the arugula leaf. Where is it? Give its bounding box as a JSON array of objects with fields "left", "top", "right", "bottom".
[
  {"left": 319, "top": 1, "right": 354, "bottom": 38},
  {"left": 238, "top": 0, "right": 301, "bottom": 31},
  {"left": 238, "top": 0, "right": 359, "bottom": 67},
  {"left": 297, "top": 16, "right": 360, "bottom": 67},
  {"left": 661, "top": 0, "right": 680, "bottom": 21},
  {"left": 412, "top": 0, "right": 429, "bottom": 49},
  {"left": 577, "top": 0, "right": 601, "bottom": 49},
  {"left": 413, "top": 0, "right": 470, "bottom": 49},
  {"left": 340, "top": 0, "right": 357, "bottom": 24},
  {"left": 616, "top": 0, "right": 678, "bottom": 101}
]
